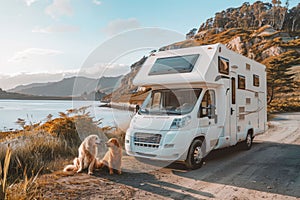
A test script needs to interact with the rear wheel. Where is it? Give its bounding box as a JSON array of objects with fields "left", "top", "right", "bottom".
[
  {"left": 242, "top": 132, "right": 253, "bottom": 150},
  {"left": 185, "top": 139, "right": 204, "bottom": 169}
]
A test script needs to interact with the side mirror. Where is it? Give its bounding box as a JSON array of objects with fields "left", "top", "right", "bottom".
[{"left": 135, "top": 104, "right": 140, "bottom": 113}]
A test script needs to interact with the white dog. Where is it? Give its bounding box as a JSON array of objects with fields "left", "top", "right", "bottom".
[{"left": 63, "top": 134, "right": 102, "bottom": 175}]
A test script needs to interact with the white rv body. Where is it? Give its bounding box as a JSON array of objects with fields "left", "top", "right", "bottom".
[{"left": 125, "top": 43, "right": 267, "bottom": 168}]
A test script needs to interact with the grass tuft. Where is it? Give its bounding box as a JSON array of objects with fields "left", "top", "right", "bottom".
[{"left": 0, "top": 107, "right": 113, "bottom": 199}]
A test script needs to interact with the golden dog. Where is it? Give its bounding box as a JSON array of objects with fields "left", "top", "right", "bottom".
[
  {"left": 96, "top": 138, "right": 122, "bottom": 175},
  {"left": 63, "top": 134, "right": 101, "bottom": 175}
]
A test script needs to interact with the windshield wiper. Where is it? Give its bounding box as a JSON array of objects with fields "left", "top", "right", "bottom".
[{"left": 166, "top": 111, "right": 182, "bottom": 115}]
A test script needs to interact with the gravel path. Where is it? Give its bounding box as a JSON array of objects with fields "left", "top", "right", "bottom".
[{"left": 30, "top": 112, "right": 300, "bottom": 199}]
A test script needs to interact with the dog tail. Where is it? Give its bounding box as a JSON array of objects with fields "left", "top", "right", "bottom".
[
  {"left": 95, "top": 158, "right": 106, "bottom": 169},
  {"left": 63, "top": 164, "right": 78, "bottom": 172}
]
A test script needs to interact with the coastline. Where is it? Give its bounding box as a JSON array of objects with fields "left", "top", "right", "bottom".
[
  {"left": 0, "top": 95, "right": 73, "bottom": 101},
  {"left": 0, "top": 99, "right": 133, "bottom": 132},
  {"left": 0, "top": 89, "right": 97, "bottom": 101}
]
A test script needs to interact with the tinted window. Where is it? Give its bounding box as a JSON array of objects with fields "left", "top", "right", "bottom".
[
  {"left": 238, "top": 75, "right": 246, "bottom": 90},
  {"left": 253, "top": 74, "right": 260, "bottom": 87},
  {"left": 231, "top": 77, "right": 236, "bottom": 104},
  {"left": 148, "top": 54, "right": 199, "bottom": 75},
  {"left": 199, "top": 90, "right": 216, "bottom": 119},
  {"left": 218, "top": 56, "right": 229, "bottom": 75}
]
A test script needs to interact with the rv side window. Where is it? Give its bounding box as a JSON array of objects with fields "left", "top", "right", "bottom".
[
  {"left": 218, "top": 56, "right": 229, "bottom": 75},
  {"left": 231, "top": 77, "right": 236, "bottom": 104},
  {"left": 148, "top": 54, "right": 199, "bottom": 75},
  {"left": 198, "top": 90, "right": 216, "bottom": 119},
  {"left": 253, "top": 74, "right": 260, "bottom": 87},
  {"left": 152, "top": 92, "right": 161, "bottom": 108},
  {"left": 238, "top": 75, "right": 246, "bottom": 90}
]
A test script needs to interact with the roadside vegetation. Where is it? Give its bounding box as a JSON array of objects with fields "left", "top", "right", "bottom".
[{"left": 0, "top": 107, "right": 125, "bottom": 199}]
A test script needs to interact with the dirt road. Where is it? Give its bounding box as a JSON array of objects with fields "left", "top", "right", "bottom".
[{"left": 32, "top": 112, "right": 300, "bottom": 199}]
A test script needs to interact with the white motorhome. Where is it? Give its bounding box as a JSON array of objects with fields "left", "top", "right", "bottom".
[{"left": 125, "top": 43, "right": 267, "bottom": 169}]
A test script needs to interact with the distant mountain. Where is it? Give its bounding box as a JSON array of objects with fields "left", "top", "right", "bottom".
[
  {"left": 9, "top": 76, "right": 123, "bottom": 98},
  {"left": 0, "top": 88, "right": 72, "bottom": 100},
  {"left": 10, "top": 82, "right": 51, "bottom": 93}
]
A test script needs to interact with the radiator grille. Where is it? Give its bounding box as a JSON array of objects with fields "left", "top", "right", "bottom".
[{"left": 134, "top": 133, "right": 162, "bottom": 148}]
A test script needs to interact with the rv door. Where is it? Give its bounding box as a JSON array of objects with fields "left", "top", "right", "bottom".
[
  {"left": 230, "top": 76, "right": 237, "bottom": 144},
  {"left": 224, "top": 75, "right": 238, "bottom": 144}
]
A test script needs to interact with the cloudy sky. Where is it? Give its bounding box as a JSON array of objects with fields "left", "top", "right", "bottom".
[{"left": 0, "top": 0, "right": 298, "bottom": 90}]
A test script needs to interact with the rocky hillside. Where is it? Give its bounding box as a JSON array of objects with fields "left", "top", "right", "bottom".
[
  {"left": 102, "top": 56, "right": 149, "bottom": 103},
  {"left": 198, "top": 1, "right": 300, "bottom": 32},
  {"left": 106, "top": 1, "right": 300, "bottom": 112}
]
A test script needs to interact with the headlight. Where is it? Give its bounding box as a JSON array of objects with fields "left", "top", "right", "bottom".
[{"left": 170, "top": 115, "right": 191, "bottom": 129}]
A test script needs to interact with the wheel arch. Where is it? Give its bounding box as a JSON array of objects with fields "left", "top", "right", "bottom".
[
  {"left": 180, "top": 135, "right": 206, "bottom": 161},
  {"left": 186, "top": 136, "right": 206, "bottom": 159},
  {"left": 247, "top": 128, "right": 254, "bottom": 138}
]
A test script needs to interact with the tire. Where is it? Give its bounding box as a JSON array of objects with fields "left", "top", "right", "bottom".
[
  {"left": 185, "top": 139, "right": 204, "bottom": 169},
  {"left": 242, "top": 132, "right": 253, "bottom": 150}
]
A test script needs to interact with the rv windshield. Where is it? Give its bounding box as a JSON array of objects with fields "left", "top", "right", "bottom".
[{"left": 139, "top": 88, "right": 202, "bottom": 115}]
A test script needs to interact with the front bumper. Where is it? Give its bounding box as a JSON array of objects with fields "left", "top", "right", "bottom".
[{"left": 125, "top": 128, "right": 192, "bottom": 161}]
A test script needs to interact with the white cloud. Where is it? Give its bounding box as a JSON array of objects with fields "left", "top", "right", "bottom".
[
  {"left": 103, "top": 18, "right": 141, "bottom": 36},
  {"left": 0, "top": 73, "right": 68, "bottom": 90},
  {"left": 45, "top": 0, "right": 73, "bottom": 19},
  {"left": 79, "top": 63, "right": 129, "bottom": 77},
  {"left": 9, "top": 48, "right": 63, "bottom": 63},
  {"left": 23, "top": 0, "right": 39, "bottom": 6},
  {"left": 92, "top": 0, "right": 101, "bottom": 5},
  {"left": 32, "top": 25, "right": 79, "bottom": 33}
]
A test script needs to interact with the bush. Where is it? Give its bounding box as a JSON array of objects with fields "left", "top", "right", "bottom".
[{"left": 0, "top": 109, "right": 107, "bottom": 198}]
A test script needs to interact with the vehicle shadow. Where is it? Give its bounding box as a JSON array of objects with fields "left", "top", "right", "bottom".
[
  {"left": 169, "top": 141, "right": 300, "bottom": 198},
  {"left": 96, "top": 169, "right": 214, "bottom": 199}
]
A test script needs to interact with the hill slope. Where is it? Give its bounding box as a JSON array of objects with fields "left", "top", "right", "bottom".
[
  {"left": 107, "top": 1, "right": 300, "bottom": 112},
  {"left": 9, "top": 76, "right": 123, "bottom": 98},
  {"left": 0, "top": 88, "right": 72, "bottom": 100}
]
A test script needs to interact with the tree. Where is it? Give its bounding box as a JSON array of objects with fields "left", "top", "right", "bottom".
[
  {"left": 272, "top": 0, "right": 281, "bottom": 6},
  {"left": 265, "top": 51, "right": 299, "bottom": 104},
  {"left": 285, "top": 0, "right": 289, "bottom": 8},
  {"left": 186, "top": 28, "right": 198, "bottom": 39}
]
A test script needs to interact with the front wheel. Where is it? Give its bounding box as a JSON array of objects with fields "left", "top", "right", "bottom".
[{"left": 185, "top": 139, "right": 204, "bottom": 169}]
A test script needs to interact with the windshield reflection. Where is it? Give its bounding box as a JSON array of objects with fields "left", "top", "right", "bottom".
[{"left": 139, "top": 88, "right": 202, "bottom": 116}]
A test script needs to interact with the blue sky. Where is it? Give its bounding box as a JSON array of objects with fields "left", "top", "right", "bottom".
[{"left": 0, "top": 0, "right": 298, "bottom": 89}]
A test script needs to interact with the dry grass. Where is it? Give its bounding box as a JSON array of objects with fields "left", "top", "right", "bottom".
[
  {"left": 0, "top": 107, "right": 117, "bottom": 199},
  {"left": 0, "top": 134, "right": 74, "bottom": 199},
  {"left": 0, "top": 146, "right": 12, "bottom": 199}
]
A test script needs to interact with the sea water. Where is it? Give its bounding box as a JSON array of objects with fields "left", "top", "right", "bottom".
[{"left": 0, "top": 100, "right": 133, "bottom": 132}]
